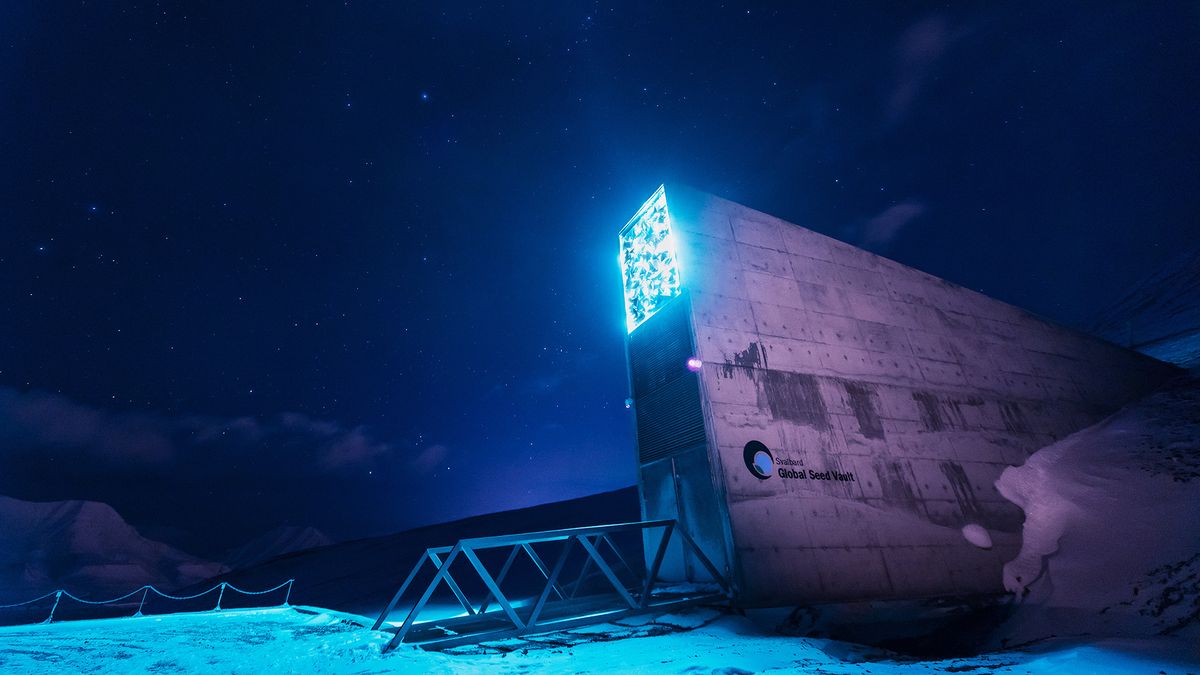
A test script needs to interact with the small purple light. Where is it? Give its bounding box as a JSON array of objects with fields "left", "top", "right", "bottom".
[{"left": 686, "top": 357, "right": 703, "bottom": 372}]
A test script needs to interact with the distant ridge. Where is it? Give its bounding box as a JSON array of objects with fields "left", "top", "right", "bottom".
[
  {"left": 224, "top": 526, "right": 334, "bottom": 570},
  {"left": 0, "top": 495, "right": 225, "bottom": 599},
  {"left": 191, "top": 487, "right": 640, "bottom": 616},
  {"left": 1091, "top": 245, "right": 1200, "bottom": 368}
]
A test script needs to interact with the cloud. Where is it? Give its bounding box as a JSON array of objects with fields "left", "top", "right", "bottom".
[
  {"left": 320, "top": 427, "right": 392, "bottom": 469},
  {"left": 0, "top": 387, "right": 174, "bottom": 464},
  {"left": 0, "top": 385, "right": 477, "bottom": 554},
  {"left": 411, "top": 444, "right": 450, "bottom": 474},
  {"left": 0, "top": 386, "right": 392, "bottom": 472},
  {"left": 859, "top": 200, "right": 927, "bottom": 248},
  {"left": 886, "top": 14, "right": 974, "bottom": 125}
]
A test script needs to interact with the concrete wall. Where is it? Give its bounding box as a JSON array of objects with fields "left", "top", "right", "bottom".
[{"left": 655, "top": 185, "right": 1177, "bottom": 605}]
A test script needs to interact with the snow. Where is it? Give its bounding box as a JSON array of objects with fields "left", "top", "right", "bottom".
[
  {"left": 960, "top": 523, "right": 993, "bottom": 550},
  {"left": 0, "top": 605, "right": 1195, "bottom": 674},
  {"left": 996, "top": 376, "right": 1200, "bottom": 642}
]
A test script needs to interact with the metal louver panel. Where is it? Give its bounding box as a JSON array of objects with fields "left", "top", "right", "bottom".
[
  {"left": 628, "top": 295, "right": 705, "bottom": 464},
  {"left": 634, "top": 375, "right": 706, "bottom": 463}
]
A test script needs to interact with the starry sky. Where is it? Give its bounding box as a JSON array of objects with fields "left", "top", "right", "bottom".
[{"left": 1, "top": 2, "right": 1197, "bottom": 556}]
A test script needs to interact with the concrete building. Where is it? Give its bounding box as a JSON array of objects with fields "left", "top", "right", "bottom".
[{"left": 620, "top": 184, "right": 1177, "bottom": 606}]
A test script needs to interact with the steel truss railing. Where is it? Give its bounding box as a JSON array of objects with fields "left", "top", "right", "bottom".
[{"left": 372, "top": 519, "right": 731, "bottom": 651}]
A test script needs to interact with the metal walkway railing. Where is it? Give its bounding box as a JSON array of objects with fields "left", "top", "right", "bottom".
[
  {"left": 372, "top": 519, "right": 731, "bottom": 651},
  {"left": 0, "top": 580, "right": 294, "bottom": 626}
]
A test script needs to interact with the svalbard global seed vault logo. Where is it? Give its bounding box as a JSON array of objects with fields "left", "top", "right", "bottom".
[
  {"left": 742, "top": 440, "right": 856, "bottom": 483},
  {"left": 743, "top": 440, "right": 774, "bottom": 479}
]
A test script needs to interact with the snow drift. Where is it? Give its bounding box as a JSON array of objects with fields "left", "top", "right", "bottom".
[
  {"left": 0, "top": 495, "right": 225, "bottom": 599},
  {"left": 997, "top": 376, "right": 1200, "bottom": 640}
]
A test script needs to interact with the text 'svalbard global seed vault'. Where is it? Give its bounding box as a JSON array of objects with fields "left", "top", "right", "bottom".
[{"left": 620, "top": 185, "right": 1177, "bottom": 606}]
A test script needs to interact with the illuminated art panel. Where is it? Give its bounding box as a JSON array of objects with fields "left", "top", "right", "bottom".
[{"left": 620, "top": 186, "right": 681, "bottom": 332}]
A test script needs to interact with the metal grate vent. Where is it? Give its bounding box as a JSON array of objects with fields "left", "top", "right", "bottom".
[{"left": 628, "top": 295, "right": 706, "bottom": 464}]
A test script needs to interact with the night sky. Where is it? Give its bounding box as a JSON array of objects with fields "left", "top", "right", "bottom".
[{"left": 1, "top": 2, "right": 1197, "bottom": 556}]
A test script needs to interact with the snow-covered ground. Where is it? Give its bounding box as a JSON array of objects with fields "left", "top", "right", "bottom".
[{"left": 0, "top": 605, "right": 1195, "bottom": 674}]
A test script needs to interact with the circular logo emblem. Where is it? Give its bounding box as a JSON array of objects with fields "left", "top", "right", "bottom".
[{"left": 743, "top": 441, "right": 774, "bottom": 480}]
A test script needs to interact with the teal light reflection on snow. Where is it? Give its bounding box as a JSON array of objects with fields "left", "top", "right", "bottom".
[{"left": 620, "top": 186, "right": 681, "bottom": 333}]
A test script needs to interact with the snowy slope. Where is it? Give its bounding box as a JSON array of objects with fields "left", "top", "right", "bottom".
[
  {"left": 1090, "top": 246, "right": 1200, "bottom": 368},
  {"left": 996, "top": 375, "right": 1200, "bottom": 642},
  {"left": 190, "top": 487, "right": 640, "bottom": 617},
  {"left": 0, "top": 495, "right": 226, "bottom": 599},
  {"left": 0, "top": 605, "right": 1195, "bottom": 674},
  {"left": 224, "top": 525, "right": 334, "bottom": 570}
]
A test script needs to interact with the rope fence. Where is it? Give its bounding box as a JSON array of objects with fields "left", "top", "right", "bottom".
[{"left": 0, "top": 579, "right": 294, "bottom": 626}]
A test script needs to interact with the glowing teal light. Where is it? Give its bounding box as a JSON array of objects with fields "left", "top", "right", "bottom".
[{"left": 620, "top": 186, "right": 681, "bottom": 333}]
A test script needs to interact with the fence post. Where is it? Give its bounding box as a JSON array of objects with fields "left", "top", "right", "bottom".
[
  {"left": 282, "top": 579, "right": 293, "bottom": 607},
  {"left": 215, "top": 582, "right": 226, "bottom": 611},
  {"left": 134, "top": 586, "right": 148, "bottom": 617},
  {"left": 43, "top": 591, "right": 62, "bottom": 624}
]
